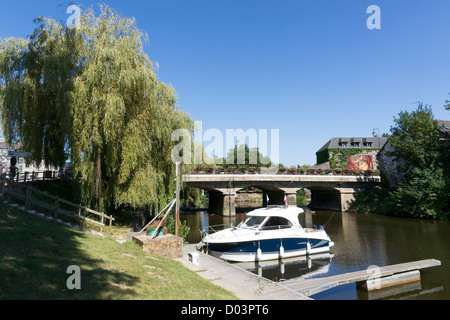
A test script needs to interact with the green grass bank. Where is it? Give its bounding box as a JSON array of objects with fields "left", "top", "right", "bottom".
[{"left": 0, "top": 202, "right": 237, "bottom": 300}]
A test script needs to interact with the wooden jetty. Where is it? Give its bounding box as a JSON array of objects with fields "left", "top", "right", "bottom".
[
  {"left": 179, "top": 244, "right": 440, "bottom": 300},
  {"left": 279, "top": 259, "right": 441, "bottom": 297}
]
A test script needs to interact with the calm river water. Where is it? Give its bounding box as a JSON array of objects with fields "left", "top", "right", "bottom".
[{"left": 180, "top": 208, "right": 450, "bottom": 300}]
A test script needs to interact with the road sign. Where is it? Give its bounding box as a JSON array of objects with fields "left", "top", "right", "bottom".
[{"left": 8, "top": 151, "right": 34, "bottom": 158}]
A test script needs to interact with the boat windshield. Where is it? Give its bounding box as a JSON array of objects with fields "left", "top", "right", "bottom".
[{"left": 237, "top": 216, "right": 267, "bottom": 228}]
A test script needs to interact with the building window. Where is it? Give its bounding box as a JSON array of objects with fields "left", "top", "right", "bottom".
[
  {"left": 351, "top": 142, "right": 360, "bottom": 147},
  {"left": 363, "top": 142, "right": 372, "bottom": 147},
  {"left": 339, "top": 142, "right": 348, "bottom": 147}
]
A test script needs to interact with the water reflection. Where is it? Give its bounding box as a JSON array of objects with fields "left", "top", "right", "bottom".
[
  {"left": 180, "top": 207, "right": 450, "bottom": 300},
  {"left": 232, "top": 253, "right": 334, "bottom": 282}
]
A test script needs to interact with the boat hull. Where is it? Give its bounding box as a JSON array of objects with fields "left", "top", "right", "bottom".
[{"left": 206, "top": 237, "right": 333, "bottom": 262}]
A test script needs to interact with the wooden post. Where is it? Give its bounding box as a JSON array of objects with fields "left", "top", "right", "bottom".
[
  {"left": 175, "top": 162, "right": 180, "bottom": 237},
  {"left": 32, "top": 171, "right": 35, "bottom": 182},
  {"left": 82, "top": 207, "right": 87, "bottom": 229},
  {"left": 54, "top": 196, "right": 59, "bottom": 220},
  {"left": 0, "top": 178, "right": 4, "bottom": 201},
  {"left": 25, "top": 186, "right": 30, "bottom": 210},
  {"left": 109, "top": 215, "right": 113, "bottom": 234}
]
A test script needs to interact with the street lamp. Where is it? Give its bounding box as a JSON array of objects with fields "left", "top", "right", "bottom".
[{"left": 372, "top": 128, "right": 380, "bottom": 137}]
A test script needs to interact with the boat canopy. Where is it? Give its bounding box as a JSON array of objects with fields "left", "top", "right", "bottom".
[{"left": 245, "top": 205, "right": 303, "bottom": 227}]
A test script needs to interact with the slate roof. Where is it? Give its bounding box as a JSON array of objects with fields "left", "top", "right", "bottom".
[{"left": 317, "top": 137, "right": 388, "bottom": 153}]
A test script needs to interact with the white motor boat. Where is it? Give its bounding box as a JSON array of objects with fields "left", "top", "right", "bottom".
[{"left": 200, "top": 205, "right": 334, "bottom": 262}]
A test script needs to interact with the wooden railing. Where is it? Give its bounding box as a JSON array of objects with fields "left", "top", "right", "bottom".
[
  {"left": 4, "top": 170, "right": 60, "bottom": 183},
  {"left": 0, "top": 177, "right": 115, "bottom": 233}
]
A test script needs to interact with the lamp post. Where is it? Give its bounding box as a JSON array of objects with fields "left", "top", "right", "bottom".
[{"left": 372, "top": 128, "right": 380, "bottom": 137}]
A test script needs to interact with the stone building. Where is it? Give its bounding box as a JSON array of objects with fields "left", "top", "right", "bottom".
[{"left": 314, "top": 137, "right": 388, "bottom": 170}]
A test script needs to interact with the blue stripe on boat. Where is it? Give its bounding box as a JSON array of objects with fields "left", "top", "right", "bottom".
[{"left": 208, "top": 238, "right": 329, "bottom": 254}]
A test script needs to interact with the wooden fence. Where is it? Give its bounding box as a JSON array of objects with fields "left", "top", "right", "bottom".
[
  {"left": 6, "top": 170, "right": 60, "bottom": 183},
  {"left": 0, "top": 177, "right": 115, "bottom": 233}
]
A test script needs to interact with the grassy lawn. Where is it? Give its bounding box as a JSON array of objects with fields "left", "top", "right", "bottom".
[{"left": 0, "top": 202, "right": 237, "bottom": 300}]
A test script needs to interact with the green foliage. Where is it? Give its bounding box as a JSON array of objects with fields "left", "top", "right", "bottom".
[
  {"left": 317, "top": 148, "right": 379, "bottom": 168},
  {"left": 327, "top": 148, "right": 378, "bottom": 169},
  {"left": 0, "top": 18, "right": 77, "bottom": 167},
  {"left": 315, "top": 149, "right": 329, "bottom": 165},
  {"left": 0, "top": 5, "right": 192, "bottom": 211},
  {"left": 387, "top": 104, "right": 448, "bottom": 219},
  {"left": 296, "top": 189, "right": 308, "bottom": 206},
  {"left": 392, "top": 167, "right": 447, "bottom": 219},
  {"left": 389, "top": 104, "right": 441, "bottom": 170},
  {"left": 352, "top": 103, "right": 449, "bottom": 220},
  {"left": 224, "top": 144, "right": 272, "bottom": 167},
  {"left": 165, "top": 212, "right": 191, "bottom": 244}
]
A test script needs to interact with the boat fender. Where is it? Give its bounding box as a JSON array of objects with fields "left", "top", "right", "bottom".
[
  {"left": 306, "top": 241, "right": 311, "bottom": 255},
  {"left": 256, "top": 248, "right": 262, "bottom": 261},
  {"left": 279, "top": 244, "right": 285, "bottom": 259},
  {"left": 256, "top": 241, "right": 262, "bottom": 261}
]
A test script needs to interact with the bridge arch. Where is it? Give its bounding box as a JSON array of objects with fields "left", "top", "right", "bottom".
[
  {"left": 183, "top": 174, "right": 380, "bottom": 216},
  {"left": 234, "top": 184, "right": 298, "bottom": 209},
  {"left": 302, "top": 185, "right": 343, "bottom": 212}
]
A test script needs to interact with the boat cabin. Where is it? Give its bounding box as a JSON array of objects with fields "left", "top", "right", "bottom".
[{"left": 237, "top": 205, "right": 303, "bottom": 230}]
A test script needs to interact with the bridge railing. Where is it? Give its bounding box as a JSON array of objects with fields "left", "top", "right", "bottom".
[{"left": 190, "top": 165, "right": 380, "bottom": 177}]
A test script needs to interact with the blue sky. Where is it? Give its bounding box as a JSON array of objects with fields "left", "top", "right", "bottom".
[{"left": 1, "top": 0, "right": 450, "bottom": 166}]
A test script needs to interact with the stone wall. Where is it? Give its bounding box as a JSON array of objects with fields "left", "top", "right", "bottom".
[{"left": 377, "top": 142, "right": 406, "bottom": 188}]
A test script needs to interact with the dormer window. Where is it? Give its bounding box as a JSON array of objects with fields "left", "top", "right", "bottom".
[
  {"left": 339, "top": 142, "right": 348, "bottom": 147},
  {"left": 351, "top": 142, "right": 360, "bottom": 147},
  {"left": 363, "top": 142, "right": 372, "bottom": 147}
]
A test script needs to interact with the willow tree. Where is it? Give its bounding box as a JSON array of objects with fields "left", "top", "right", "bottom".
[
  {"left": 0, "top": 5, "right": 192, "bottom": 210},
  {"left": 0, "top": 18, "right": 77, "bottom": 167}
]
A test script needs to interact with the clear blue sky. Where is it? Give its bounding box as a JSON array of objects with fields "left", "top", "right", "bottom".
[{"left": 1, "top": 0, "right": 450, "bottom": 166}]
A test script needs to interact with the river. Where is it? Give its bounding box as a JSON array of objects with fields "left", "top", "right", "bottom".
[{"left": 180, "top": 208, "right": 450, "bottom": 300}]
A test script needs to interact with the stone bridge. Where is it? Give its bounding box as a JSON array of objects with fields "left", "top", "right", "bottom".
[{"left": 183, "top": 174, "right": 380, "bottom": 216}]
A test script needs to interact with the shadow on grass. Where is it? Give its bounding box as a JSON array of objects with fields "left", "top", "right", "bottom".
[{"left": 0, "top": 203, "right": 138, "bottom": 299}]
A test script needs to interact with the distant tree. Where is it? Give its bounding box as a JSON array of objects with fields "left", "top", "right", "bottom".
[
  {"left": 224, "top": 144, "right": 272, "bottom": 167},
  {"left": 389, "top": 104, "right": 441, "bottom": 170},
  {"left": 388, "top": 104, "right": 447, "bottom": 219}
]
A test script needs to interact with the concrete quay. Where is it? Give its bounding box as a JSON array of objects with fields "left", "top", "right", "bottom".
[{"left": 176, "top": 244, "right": 311, "bottom": 300}]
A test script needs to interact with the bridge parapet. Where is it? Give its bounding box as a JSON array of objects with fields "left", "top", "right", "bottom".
[{"left": 183, "top": 175, "right": 380, "bottom": 216}]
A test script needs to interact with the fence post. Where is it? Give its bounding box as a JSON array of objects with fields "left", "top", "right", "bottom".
[
  {"left": 54, "top": 196, "right": 59, "bottom": 220},
  {"left": 109, "top": 215, "right": 113, "bottom": 234},
  {"left": 82, "top": 207, "right": 87, "bottom": 229},
  {"left": 25, "top": 186, "right": 30, "bottom": 210},
  {"left": 0, "top": 178, "right": 4, "bottom": 202}
]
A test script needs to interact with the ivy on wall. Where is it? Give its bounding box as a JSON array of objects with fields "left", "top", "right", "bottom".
[{"left": 316, "top": 148, "right": 379, "bottom": 168}]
